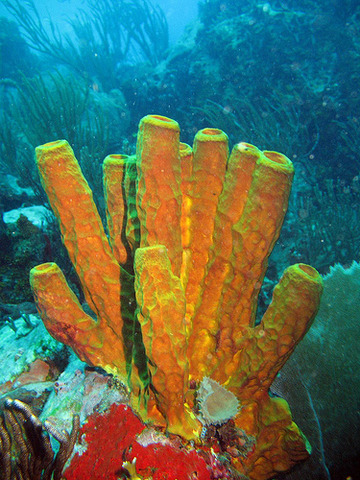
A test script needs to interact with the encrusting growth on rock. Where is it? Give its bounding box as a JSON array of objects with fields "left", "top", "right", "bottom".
[{"left": 30, "top": 114, "right": 323, "bottom": 479}]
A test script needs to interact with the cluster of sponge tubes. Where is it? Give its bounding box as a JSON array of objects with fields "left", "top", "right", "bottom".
[{"left": 30, "top": 114, "right": 323, "bottom": 480}]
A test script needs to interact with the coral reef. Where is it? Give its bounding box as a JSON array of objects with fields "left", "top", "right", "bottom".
[
  {"left": 1, "top": 2, "right": 359, "bottom": 478},
  {"left": 0, "top": 18, "right": 36, "bottom": 80},
  {"left": 292, "top": 179, "right": 360, "bottom": 273},
  {"left": 0, "top": 213, "right": 47, "bottom": 303},
  {"left": 29, "top": 114, "right": 323, "bottom": 479}
]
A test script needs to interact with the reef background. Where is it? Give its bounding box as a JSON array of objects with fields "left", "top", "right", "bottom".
[{"left": 0, "top": 0, "right": 359, "bottom": 479}]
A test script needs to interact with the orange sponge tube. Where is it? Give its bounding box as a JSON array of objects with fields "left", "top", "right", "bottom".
[
  {"left": 134, "top": 245, "right": 200, "bottom": 439},
  {"left": 136, "top": 115, "right": 183, "bottom": 276},
  {"left": 31, "top": 115, "right": 323, "bottom": 480}
]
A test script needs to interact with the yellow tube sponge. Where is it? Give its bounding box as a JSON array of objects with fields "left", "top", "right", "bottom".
[
  {"left": 134, "top": 245, "right": 200, "bottom": 439},
  {"left": 31, "top": 140, "right": 143, "bottom": 384},
  {"left": 136, "top": 115, "right": 183, "bottom": 276},
  {"left": 187, "top": 144, "right": 295, "bottom": 378},
  {"left": 30, "top": 115, "right": 323, "bottom": 480},
  {"left": 30, "top": 262, "right": 125, "bottom": 371},
  {"left": 35, "top": 140, "right": 124, "bottom": 334},
  {"left": 180, "top": 128, "right": 229, "bottom": 318}
]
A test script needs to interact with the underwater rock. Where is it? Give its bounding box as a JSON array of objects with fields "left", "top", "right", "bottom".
[
  {"left": 1, "top": 212, "right": 48, "bottom": 302},
  {"left": 0, "top": 174, "right": 36, "bottom": 211},
  {"left": 3, "top": 205, "right": 50, "bottom": 228},
  {"left": 0, "top": 314, "right": 65, "bottom": 386},
  {"left": 40, "top": 353, "right": 129, "bottom": 432}
]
